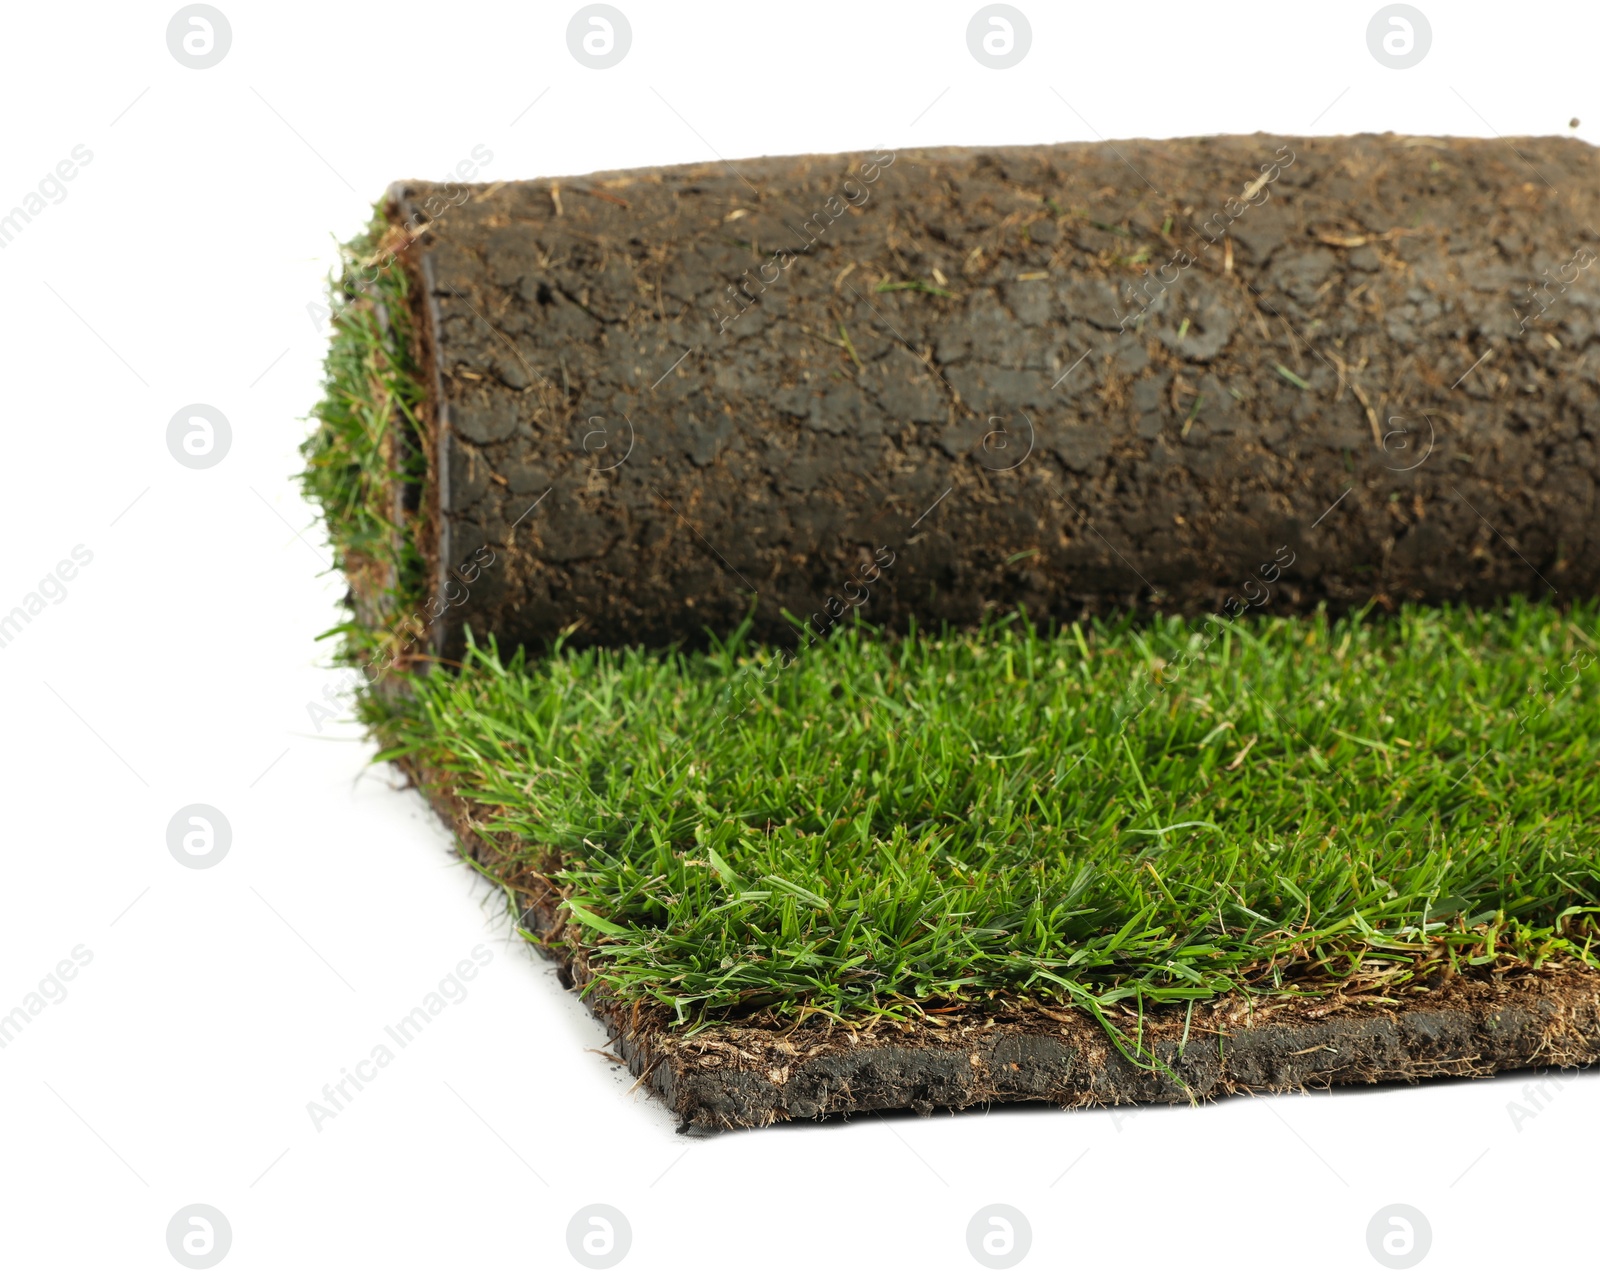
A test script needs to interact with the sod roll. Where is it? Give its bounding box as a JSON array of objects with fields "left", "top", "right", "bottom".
[{"left": 378, "top": 134, "right": 1600, "bottom": 657}]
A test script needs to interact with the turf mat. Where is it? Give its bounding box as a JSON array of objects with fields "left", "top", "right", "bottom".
[{"left": 304, "top": 205, "right": 1600, "bottom": 1128}]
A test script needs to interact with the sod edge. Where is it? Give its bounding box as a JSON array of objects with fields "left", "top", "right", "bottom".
[{"left": 359, "top": 609, "right": 1600, "bottom": 1128}]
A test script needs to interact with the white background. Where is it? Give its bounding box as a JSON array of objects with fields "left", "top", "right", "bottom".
[{"left": 1, "top": 1, "right": 1595, "bottom": 1270}]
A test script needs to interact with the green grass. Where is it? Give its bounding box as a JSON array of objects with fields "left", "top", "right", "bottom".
[
  {"left": 300, "top": 210, "right": 430, "bottom": 664},
  {"left": 362, "top": 602, "right": 1600, "bottom": 1034}
]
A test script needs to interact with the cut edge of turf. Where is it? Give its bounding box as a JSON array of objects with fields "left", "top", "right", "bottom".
[
  {"left": 300, "top": 199, "right": 439, "bottom": 678},
  {"left": 401, "top": 747, "right": 1600, "bottom": 1131}
]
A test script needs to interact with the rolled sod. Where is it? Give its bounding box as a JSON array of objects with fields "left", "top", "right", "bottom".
[
  {"left": 303, "top": 136, "right": 1600, "bottom": 1129},
  {"left": 368, "top": 133, "right": 1598, "bottom": 660}
]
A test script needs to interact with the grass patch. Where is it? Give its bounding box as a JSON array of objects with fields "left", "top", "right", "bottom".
[{"left": 362, "top": 602, "right": 1600, "bottom": 1028}]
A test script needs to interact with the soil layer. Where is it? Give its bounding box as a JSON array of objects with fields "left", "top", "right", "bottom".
[
  {"left": 406, "top": 757, "right": 1600, "bottom": 1132},
  {"left": 386, "top": 134, "right": 1600, "bottom": 659}
]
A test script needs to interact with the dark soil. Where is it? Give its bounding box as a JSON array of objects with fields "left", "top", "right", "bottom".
[
  {"left": 404, "top": 756, "right": 1600, "bottom": 1132},
  {"left": 385, "top": 134, "right": 1600, "bottom": 660}
]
